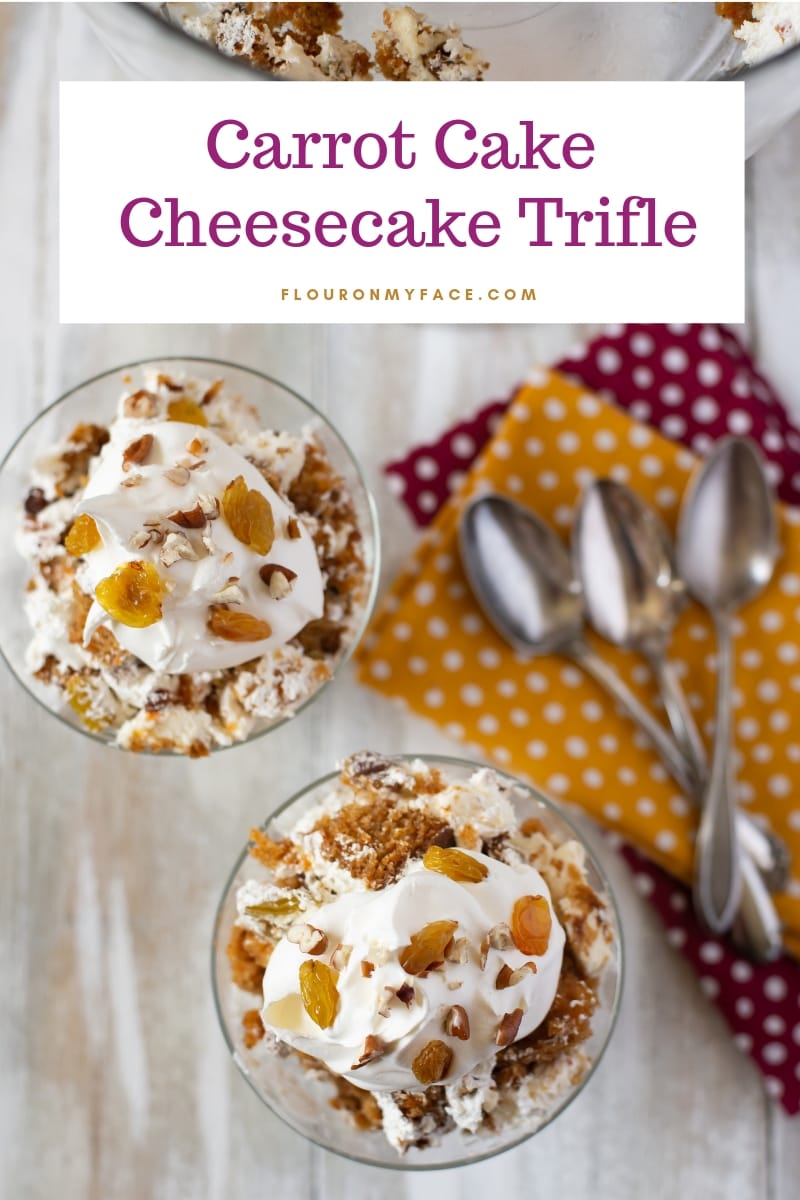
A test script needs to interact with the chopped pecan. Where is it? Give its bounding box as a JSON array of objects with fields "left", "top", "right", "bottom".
[
  {"left": 351, "top": 1035, "right": 384, "bottom": 1070},
  {"left": 259, "top": 563, "right": 298, "bottom": 599},
  {"left": 163, "top": 466, "right": 190, "bottom": 487},
  {"left": 330, "top": 943, "right": 352, "bottom": 971},
  {"left": 496, "top": 1009, "right": 524, "bottom": 1048},
  {"left": 24, "top": 488, "right": 48, "bottom": 516},
  {"left": 122, "top": 433, "right": 154, "bottom": 472},
  {"left": 286, "top": 923, "right": 328, "bottom": 955},
  {"left": 443, "top": 1005, "right": 470, "bottom": 1040},
  {"left": 395, "top": 982, "right": 415, "bottom": 1008},
  {"left": 122, "top": 388, "right": 158, "bottom": 418},
  {"left": 168, "top": 503, "right": 207, "bottom": 529}
]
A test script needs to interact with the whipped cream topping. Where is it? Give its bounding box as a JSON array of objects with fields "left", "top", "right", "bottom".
[
  {"left": 259, "top": 850, "right": 565, "bottom": 1093},
  {"left": 75, "top": 415, "right": 324, "bottom": 673}
]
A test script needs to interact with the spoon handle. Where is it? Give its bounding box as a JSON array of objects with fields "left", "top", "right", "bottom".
[
  {"left": 731, "top": 854, "right": 783, "bottom": 963},
  {"left": 568, "top": 642, "right": 696, "bottom": 795},
  {"left": 693, "top": 615, "right": 743, "bottom": 934},
  {"left": 646, "top": 651, "right": 707, "bottom": 787}
]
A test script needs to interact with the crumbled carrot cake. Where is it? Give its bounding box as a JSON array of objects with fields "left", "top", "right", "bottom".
[
  {"left": 717, "top": 2, "right": 800, "bottom": 62},
  {"left": 178, "top": 3, "right": 488, "bottom": 80},
  {"left": 17, "top": 368, "right": 367, "bottom": 755},
  {"left": 225, "top": 753, "right": 616, "bottom": 1154}
]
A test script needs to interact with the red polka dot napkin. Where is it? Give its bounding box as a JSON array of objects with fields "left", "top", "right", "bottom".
[
  {"left": 387, "top": 323, "right": 800, "bottom": 519},
  {"left": 375, "top": 324, "right": 800, "bottom": 1114}
]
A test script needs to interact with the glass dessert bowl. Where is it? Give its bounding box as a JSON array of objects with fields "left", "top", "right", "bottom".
[
  {"left": 84, "top": 2, "right": 800, "bottom": 83},
  {"left": 212, "top": 753, "right": 623, "bottom": 1169},
  {"left": 0, "top": 358, "right": 378, "bottom": 756}
]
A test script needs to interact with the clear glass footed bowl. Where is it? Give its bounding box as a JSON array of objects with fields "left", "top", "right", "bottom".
[
  {"left": 0, "top": 358, "right": 379, "bottom": 753},
  {"left": 80, "top": 3, "right": 800, "bottom": 156},
  {"left": 212, "top": 756, "right": 624, "bottom": 1170},
  {"left": 82, "top": 1, "right": 778, "bottom": 82}
]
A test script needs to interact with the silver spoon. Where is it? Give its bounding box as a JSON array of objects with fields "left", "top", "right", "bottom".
[
  {"left": 574, "top": 480, "right": 784, "bottom": 959},
  {"left": 573, "top": 479, "right": 706, "bottom": 789},
  {"left": 574, "top": 479, "right": 789, "bottom": 895},
  {"left": 459, "top": 494, "right": 697, "bottom": 794},
  {"left": 677, "top": 438, "right": 782, "bottom": 936}
]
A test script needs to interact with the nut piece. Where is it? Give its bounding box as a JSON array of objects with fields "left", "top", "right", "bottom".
[
  {"left": 212, "top": 580, "right": 244, "bottom": 605},
  {"left": 495, "top": 963, "right": 514, "bottom": 990},
  {"left": 443, "top": 1004, "right": 470, "bottom": 1040},
  {"left": 259, "top": 563, "right": 298, "bottom": 599},
  {"left": 395, "top": 982, "right": 415, "bottom": 1008},
  {"left": 445, "top": 937, "right": 470, "bottom": 965},
  {"left": 487, "top": 923, "right": 514, "bottom": 951},
  {"left": 351, "top": 1035, "right": 384, "bottom": 1071},
  {"left": 122, "top": 388, "right": 158, "bottom": 418},
  {"left": 160, "top": 531, "right": 199, "bottom": 567},
  {"left": 360, "top": 960, "right": 375, "bottom": 978},
  {"left": 168, "top": 503, "right": 206, "bottom": 529},
  {"left": 163, "top": 466, "right": 191, "bottom": 487},
  {"left": 496, "top": 1009, "right": 524, "bottom": 1048},
  {"left": 201, "top": 378, "right": 224, "bottom": 405},
  {"left": 24, "top": 488, "right": 48, "bottom": 516},
  {"left": 496, "top": 962, "right": 537, "bottom": 989},
  {"left": 286, "top": 517, "right": 302, "bottom": 539},
  {"left": 122, "top": 433, "right": 154, "bottom": 472},
  {"left": 129, "top": 529, "right": 154, "bottom": 551},
  {"left": 120, "top": 473, "right": 143, "bottom": 489},
  {"left": 186, "top": 435, "right": 208, "bottom": 457},
  {"left": 198, "top": 494, "right": 220, "bottom": 519},
  {"left": 411, "top": 1040, "right": 453, "bottom": 1085},
  {"left": 330, "top": 944, "right": 353, "bottom": 972},
  {"left": 287, "top": 923, "right": 328, "bottom": 956},
  {"left": 157, "top": 373, "right": 183, "bottom": 392}
]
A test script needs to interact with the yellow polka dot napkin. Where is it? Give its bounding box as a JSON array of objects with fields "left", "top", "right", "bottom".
[{"left": 357, "top": 370, "right": 800, "bottom": 958}]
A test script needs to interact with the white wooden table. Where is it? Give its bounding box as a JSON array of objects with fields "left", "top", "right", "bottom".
[{"left": 1, "top": 4, "right": 799, "bottom": 1198}]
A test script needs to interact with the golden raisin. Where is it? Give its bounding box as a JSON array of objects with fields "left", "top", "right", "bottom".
[
  {"left": 221, "top": 475, "right": 276, "bottom": 555},
  {"left": 65, "top": 513, "right": 101, "bottom": 557},
  {"left": 511, "top": 895, "right": 552, "bottom": 956},
  {"left": 398, "top": 920, "right": 458, "bottom": 976},
  {"left": 299, "top": 960, "right": 339, "bottom": 1029},
  {"left": 411, "top": 1040, "right": 453, "bottom": 1084},
  {"left": 166, "top": 397, "right": 208, "bottom": 426},
  {"left": 207, "top": 606, "right": 272, "bottom": 642},
  {"left": 65, "top": 675, "right": 111, "bottom": 732},
  {"left": 95, "top": 561, "right": 164, "bottom": 627},
  {"left": 423, "top": 846, "right": 489, "bottom": 883},
  {"left": 244, "top": 896, "right": 300, "bottom": 920}
]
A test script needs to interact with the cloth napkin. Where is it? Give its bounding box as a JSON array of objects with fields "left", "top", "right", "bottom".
[{"left": 357, "top": 324, "right": 800, "bottom": 1113}]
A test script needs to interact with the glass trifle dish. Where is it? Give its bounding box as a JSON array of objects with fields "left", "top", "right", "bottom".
[
  {"left": 2, "top": 359, "right": 377, "bottom": 755},
  {"left": 213, "top": 753, "right": 622, "bottom": 1167}
]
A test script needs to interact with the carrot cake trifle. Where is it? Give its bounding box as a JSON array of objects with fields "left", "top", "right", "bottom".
[
  {"left": 17, "top": 368, "right": 367, "bottom": 755},
  {"left": 177, "top": 3, "right": 489, "bottom": 80},
  {"left": 224, "top": 752, "right": 618, "bottom": 1156}
]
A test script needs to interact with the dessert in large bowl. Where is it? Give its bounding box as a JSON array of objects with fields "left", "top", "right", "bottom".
[
  {"left": 1, "top": 359, "right": 378, "bottom": 755},
  {"left": 213, "top": 752, "right": 622, "bottom": 1167}
]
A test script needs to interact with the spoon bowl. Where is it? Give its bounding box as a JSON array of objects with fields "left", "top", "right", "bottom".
[
  {"left": 677, "top": 437, "right": 780, "bottom": 614},
  {"left": 459, "top": 494, "right": 583, "bottom": 656},
  {"left": 574, "top": 479, "right": 686, "bottom": 652}
]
